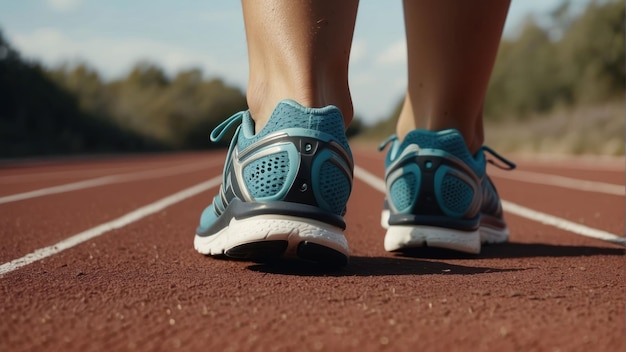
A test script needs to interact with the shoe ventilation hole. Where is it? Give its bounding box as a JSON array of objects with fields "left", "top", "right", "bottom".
[
  {"left": 390, "top": 173, "right": 417, "bottom": 211},
  {"left": 440, "top": 173, "right": 473, "bottom": 214},
  {"left": 319, "top": 161, "right": 351, "bottom": 215},
  {"left": 243, "top": 152, "right": 290, "bottom": 199}
]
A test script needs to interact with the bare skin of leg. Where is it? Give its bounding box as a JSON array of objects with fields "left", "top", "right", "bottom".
[
  {"left": 242, "top": 0, "right": 359, "bottom": 132},
  {"left": 398, "top": 0, "right": 511, "bottom": 153}
]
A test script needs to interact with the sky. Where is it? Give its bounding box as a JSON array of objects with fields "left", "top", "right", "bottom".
[{"left": 0, "top": 0, "right": 590, "bottom": 125}]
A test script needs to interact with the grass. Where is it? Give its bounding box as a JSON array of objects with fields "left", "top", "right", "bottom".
[
  {"left": 484, "top": 102, "right": 624, "bottom": 156},
  {"left": 353, "top": 102, "right": 624, "bottom": 157}
]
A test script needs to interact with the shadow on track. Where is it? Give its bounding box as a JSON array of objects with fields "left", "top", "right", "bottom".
[
  {"left": 246, "top": 242, "right": 623, "bottom": 276},
  {"left": 394, "top": 242, "right": 625, "bottom": 260},
  {"left": 246, "top": 256, "right": 523, "bottom": 277}
]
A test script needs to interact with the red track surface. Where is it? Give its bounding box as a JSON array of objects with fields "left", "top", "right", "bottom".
[{"left": 1, "top": 149, "right": 624, "bottom": 351}]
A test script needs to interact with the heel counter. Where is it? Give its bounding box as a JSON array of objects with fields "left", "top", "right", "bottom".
[
  {"left": 433, "top": 165, "right": 480, "bottom": 218},
  {"left": 312, "top": 146, "right": 353, "bottom": 215},
  {"left": 249, "top": 137, "right": 352, "bottom": 216},
  {"left": 387, "top": 154, "right": 480, "bottom": 220}
]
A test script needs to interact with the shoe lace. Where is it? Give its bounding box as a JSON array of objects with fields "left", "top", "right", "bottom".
[
  {"left": 376, "top": 134, "right": 516, "bottom": 171},
  {"left": 482, "top": 146, "right": 516, "bottom": 170},
  {"left": 209, "top": 111, "right": 244, "bottom": 142},
  {"left": 377, "top": 135, "right": 398, "bottom": 151}
]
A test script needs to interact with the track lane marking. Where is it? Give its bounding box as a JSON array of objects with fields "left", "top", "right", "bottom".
[
  {"left": 0, "top": 161, "right": 187, "bottom": 184},
  {"left": 500, "top": 200, "right": 625, "bottom": 245},
  {"left": 490, "top": 169, "right": 624, "bottom": 196},
  {"left": 0, "top": 160, "right": 221, "bottom": 205},
  {"left": 3, "top": 163, "right": 621, "bottom": 276},
  {"left": 353, "top": 165, "right": 626, "bottom": 246},
  {"left": 0, "top": 176, "right": 221, "bottom": 276}
]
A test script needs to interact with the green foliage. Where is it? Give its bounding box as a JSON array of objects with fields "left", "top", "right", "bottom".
[
  {"left": 1, "top": 28, "right": 249, "bottom": 157},
  {"left": 485, "top": 0, "right": 624, "bottom": 119},
  {"left": 558, "top": 0, "right": 625, "bottom": 105},
  {"left": 51, "top": 62, "right": 248, "bottom": 149},
  {"left": 0, "top": 33, "right": 164, "bottom": 157},
  {"left": 1, "top": 27, "right": 247, "bottom": 157},
  {"left": 487, "top": 17, "right": 563, "bottom": 118}
]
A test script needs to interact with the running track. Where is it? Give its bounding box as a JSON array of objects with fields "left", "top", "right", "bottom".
[{"left": 1, "top": 148, "right": 624, "bottom": 351}]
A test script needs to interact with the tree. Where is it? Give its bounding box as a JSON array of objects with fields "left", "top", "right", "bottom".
[{"left": 0, "top": 31, "right": 163, "bottom": 157}]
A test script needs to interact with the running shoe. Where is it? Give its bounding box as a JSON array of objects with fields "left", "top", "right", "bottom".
[
  {"left": 379, "top": 129, "right": 515, "bottom": 254},
  {"left": 194, "top": 99, "right": 353, "bottom": 266}
]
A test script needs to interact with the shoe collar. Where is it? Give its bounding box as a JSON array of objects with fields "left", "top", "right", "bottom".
[{"left": 378, "top": 130, "right": 515, "bottom": 176}]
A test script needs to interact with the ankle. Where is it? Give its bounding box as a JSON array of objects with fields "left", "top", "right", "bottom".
[
  {"left": 396, "top": 97, "right": 484, "bottom": 154},
  {"left": 395, "top": 97, "right": 416, "bottom": 140},
  {"left": 246, "top": 74, "right": 353, "bottom": 133}
]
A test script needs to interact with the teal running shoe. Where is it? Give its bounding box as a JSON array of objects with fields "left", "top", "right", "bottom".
[
  {"left": 194, "top": 100, "right": 353, "bottom": 266},
  {"left": 379, "top": 129, "right": 515, "bottom": 254}
]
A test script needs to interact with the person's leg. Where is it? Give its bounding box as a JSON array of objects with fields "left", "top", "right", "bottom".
[
  {"left": 195, "top": 0, "right": 359, "bottom": 266},
  {"left": 243, "top": 0, "right": 359, "bottom": 131},
  {"left": 397, "top": 0, "right": 510, "bottom": 153},
  {"left": 381, "top": 0, "right": 514, "bottom": 254}
]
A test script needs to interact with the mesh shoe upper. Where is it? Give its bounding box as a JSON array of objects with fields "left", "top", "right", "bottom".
[
  {"left": 382, "top": 129, "right": 512, "bottom": 231},
  {"left": 197, "top": 100, "right": 354, "bottom": 237}
]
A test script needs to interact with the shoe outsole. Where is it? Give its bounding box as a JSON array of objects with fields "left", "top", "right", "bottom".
[
  {"left": 225, "top": 240, "right": 348, "bottom": 267},
  {"left": 195, "top": 215, "right": 349, "bottom": 267},
  {"left": 381, "top": 210, "right": 510, "bottom": 254},
  {"left": 225, "top": 240, "right": 289, "bottom": 262},
  {"left": 384, "top": 225, "right": 481, "bottom": 254},
  {"left": 480, "top": 226, "right": 509, "bottom": 244}
]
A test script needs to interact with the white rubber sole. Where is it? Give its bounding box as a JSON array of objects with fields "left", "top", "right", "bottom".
[
  {"left": 479, "top": 225, "right": 509, "bottom": 244},
  {"left": 381, "top": 210, "right": 506, "bottom": 254},
  {"left": 383, "top": 225, "right": 481, "bottom": 254},
  {"left": 194, "top": 215, "right": 349, "bottom": 262}
]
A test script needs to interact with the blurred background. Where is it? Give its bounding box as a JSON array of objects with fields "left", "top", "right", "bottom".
[{"left": 0, "top": 0, "right": 623, "bottom": 158}]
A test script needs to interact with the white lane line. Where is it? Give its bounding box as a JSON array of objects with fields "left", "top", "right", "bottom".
[
  {"left": 0, "top": 161, "right": 179, "bottom": 184},
  {"left": 501, "top": 201, "right": 625, "bottom": 245},
  {"left": 354, "top": 165, "right": 386, "bottom": 193},
  {"left": 353, "top": 165, "right": 625, "bottom": 246},
  {"left": 490, "top": 169, "right": 624, "bottom": 196},
  {"left": 0, "top": 160, "right": 220, "bottom": 205},
  {"left": 0, "top": 176, "right": 221, "bottom": 277}
]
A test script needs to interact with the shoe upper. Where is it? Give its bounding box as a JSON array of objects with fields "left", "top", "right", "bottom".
[
  {"left": 479, "top": 146, "right": 516, "bottom": 230},
  {"left": 197, "top": 100, "right": 354, "bottom": 236},
  {"left": 381, "top": 129, "right": 513, "bottom": 231}
]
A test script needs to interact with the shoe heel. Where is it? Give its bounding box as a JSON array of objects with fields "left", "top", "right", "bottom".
[
  {"left": 197, "top": 215, "right": 349, "bottom": 266},
  {"left": 384, "top": 225, "right": 480, "bottom": 254}
]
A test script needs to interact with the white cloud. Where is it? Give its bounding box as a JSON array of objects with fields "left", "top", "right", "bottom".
[
  {"left": 10, "top": 27, "right": 248, "bottom": 87},
  {"left": 45, "top": 0, "right": 83, "bottom": 13},
  {"left": 376, "top": 39, "right": 406, "bottom": 66}
]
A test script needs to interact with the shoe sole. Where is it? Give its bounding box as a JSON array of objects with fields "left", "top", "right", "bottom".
[
  {"left": 479, "top": 214, "right": 509, "bottom": 244},
  {"left": 383, "top": 225, "right": 481, "bottom": 254},
  {"left": 381, "top": 210, "right": 482, "bottom": 254},
  {"left": 479, "top": 226, "right": 509, "bottom": 244},
  {"left": 194, "top": 215, "right": 349, "bottom": 267}
]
